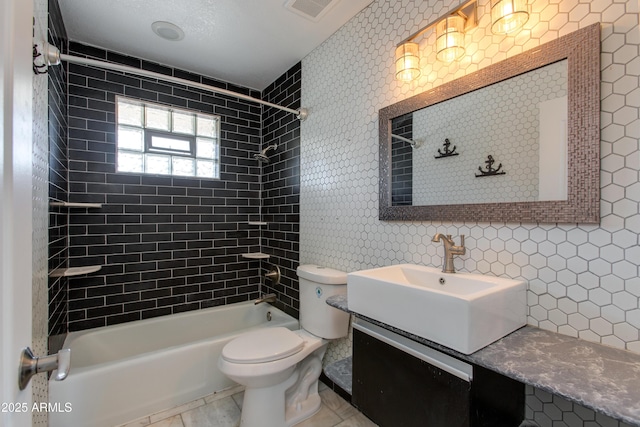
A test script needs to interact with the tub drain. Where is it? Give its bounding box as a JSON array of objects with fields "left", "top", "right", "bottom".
[{"left": 267, "top": 311, "right": 272, "bottom": 321}]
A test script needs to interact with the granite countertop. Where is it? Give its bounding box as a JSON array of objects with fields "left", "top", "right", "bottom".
[{"left": 326, "top": 294, "right": 640, "bottom": 427}]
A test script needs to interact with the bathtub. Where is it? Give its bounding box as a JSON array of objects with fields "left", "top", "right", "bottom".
[{"left": 49, "top": 301, "right": 298, "bottom": 427}]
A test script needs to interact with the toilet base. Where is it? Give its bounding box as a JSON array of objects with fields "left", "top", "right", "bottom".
[
  {"left": 239, "top": 380, "right": 322, "bottom": 427},
  {"left": 284, "top": 346, "right": 325, "bottom": 426},
  {"left": 238, "top": 344, "right": 327, "bottom": 427},
  {"left": 285, "top": 393, "right": 321, "bottom": 426},
  {"left": 239, "top": 370, "right": 296, "bottom": 427}
]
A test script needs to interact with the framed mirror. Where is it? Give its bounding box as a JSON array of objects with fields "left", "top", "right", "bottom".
[{"left": 379, "top": 23, "right": 600, "bottom": 223}]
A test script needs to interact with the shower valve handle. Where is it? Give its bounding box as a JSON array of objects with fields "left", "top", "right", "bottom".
[
  {"left": 265, "top": 265, "right": 281, "bottom": 284},
  {"left": 18, "top": 347, "right": 71, "bottom": 390}
]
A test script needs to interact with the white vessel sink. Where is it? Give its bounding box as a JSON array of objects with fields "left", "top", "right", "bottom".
[{"left": 347, "top": 264, "right": 526, "bottom": 355}]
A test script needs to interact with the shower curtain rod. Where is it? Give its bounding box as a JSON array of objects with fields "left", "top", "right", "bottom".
[{"left": 41, "top": 43, "right": 308, "bottom": 121}]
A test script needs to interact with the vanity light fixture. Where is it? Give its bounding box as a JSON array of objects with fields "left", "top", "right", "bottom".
[
  {"left": 436, "top": 15, "right": 466, "bottom": 63},
  {"left": 394, "top": 0, "right": 477, "bottom": 81},
  {"left": 490, "top": 0, "right": 529, "bottom": 34},
  {"left": 395, "top": 42, "right": 421, "bottom": 82}
]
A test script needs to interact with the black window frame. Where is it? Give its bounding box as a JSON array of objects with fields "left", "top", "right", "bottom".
[{"left": 144, "top": 129, "right": 196, "bottom": 157}]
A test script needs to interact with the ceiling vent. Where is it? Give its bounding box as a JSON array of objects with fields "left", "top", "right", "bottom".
[{"left": 284, "top": 0, "right": 340, "bottom": 22}]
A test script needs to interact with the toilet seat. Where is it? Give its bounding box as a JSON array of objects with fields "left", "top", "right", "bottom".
[{"left": 222, "top": 327, "right": 304, "bottom": 364}]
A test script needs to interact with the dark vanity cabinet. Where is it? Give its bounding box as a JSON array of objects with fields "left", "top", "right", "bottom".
[{"left": 352, "top": 320, "right": 524, "bottom": 427}]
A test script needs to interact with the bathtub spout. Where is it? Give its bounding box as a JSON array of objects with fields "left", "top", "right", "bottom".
[{"left": 254, "top": 293, "right": 277, "bottom": 305}]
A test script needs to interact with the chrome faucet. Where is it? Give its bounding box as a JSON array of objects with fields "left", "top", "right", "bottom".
[
  {"left": 254, "top": 293, "right": 277, "bottom": 305},
  {"left": 432, "top": 233, "right": 466, "bottom": 274}
]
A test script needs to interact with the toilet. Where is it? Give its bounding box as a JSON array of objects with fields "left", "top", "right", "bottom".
[{"left": 218, "top": 265, "right": 350, "bottom": 427}]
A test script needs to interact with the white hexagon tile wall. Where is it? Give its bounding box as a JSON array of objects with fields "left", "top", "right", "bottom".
[{"left": 300, "top": 0, "right": 638, "bottom": 426}]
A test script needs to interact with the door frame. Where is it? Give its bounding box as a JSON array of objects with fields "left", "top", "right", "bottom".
[{"left": 1, "top": 0, "right": 35, "bottom": 424}]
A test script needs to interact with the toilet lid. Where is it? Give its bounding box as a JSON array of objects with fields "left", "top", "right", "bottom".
[{"left": 222, "top": 327, "right": 304, "bottom": 364}]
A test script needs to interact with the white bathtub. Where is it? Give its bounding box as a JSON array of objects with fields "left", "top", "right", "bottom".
[{"left": 49, "top": 301, "right": 298, "bottom": 427}]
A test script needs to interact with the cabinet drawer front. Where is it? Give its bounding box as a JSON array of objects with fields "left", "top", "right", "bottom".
[{"left": 353, "top": 327, "right": 471, "bottom": 427}]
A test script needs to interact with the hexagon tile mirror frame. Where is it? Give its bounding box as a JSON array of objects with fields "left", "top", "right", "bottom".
[{"left": 379, "top": 23, "right": 600, "bottom": 224}]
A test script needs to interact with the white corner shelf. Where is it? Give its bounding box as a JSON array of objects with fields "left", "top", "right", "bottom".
[
  {"left": 248, "top": 221, "right": 268, "bottom": 226},
  {"left": 241, "top": 253, "right": 270, "bottom": 260},
  {"left": 49, "top": 265, "right": 102, "bottom": 278},
  {"left": 49, "top": 202, "right": 103, "bottom": 208}
]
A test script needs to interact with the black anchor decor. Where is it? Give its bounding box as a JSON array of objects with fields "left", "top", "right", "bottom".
[
  {"left": 475, "top": 155, "right": 506, "bottom": 177},
  {"left": 434, "top": 138, "right": 459, "bottom": 159}
]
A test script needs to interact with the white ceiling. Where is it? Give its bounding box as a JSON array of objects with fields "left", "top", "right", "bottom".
[{"left": 57, "top": 0, "right": 374, "bottom": 91}]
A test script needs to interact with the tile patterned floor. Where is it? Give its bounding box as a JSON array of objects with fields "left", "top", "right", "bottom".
[{"left": 118, "top": 383, "right": 377, "bottom": 427}]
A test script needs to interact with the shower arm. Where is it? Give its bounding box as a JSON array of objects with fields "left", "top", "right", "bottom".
[
  {"left": 262, "top": 144, "right": 277, "bottom": 154},
  {"left": 39, "top": 43, "right": 309, "bottom": 121},
  {"left": 391, "top": 133, "right": 422, "bottom": 149}
]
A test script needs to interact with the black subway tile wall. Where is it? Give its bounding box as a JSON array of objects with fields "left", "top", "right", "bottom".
[
  {"left": 260, "top": 63, "right": 301, "bottom": 318},
  {"left": 66, "top": 42, "right": 264, "bottom": 331},
  {"left": 391, "top": 113, "right": 413, "bottom": 206},
  {"left": 48, "top": 0, "right": 69, "bottom": 352}
]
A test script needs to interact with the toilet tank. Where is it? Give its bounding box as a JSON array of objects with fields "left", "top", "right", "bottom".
[{"left": 297, "top": 265, "right": 350, "bottom": 339}]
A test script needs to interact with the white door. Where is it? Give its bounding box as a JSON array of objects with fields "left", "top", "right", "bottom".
[{"left": 1, "top": 0, "right": 35, "bottom": 425}]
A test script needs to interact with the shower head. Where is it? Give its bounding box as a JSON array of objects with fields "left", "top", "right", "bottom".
[
  {"left": 254, "top": 153, "right": 270, "bottom": 164},
  {"left": 253, "top": 144, "right": 277, "bottom": 164}
]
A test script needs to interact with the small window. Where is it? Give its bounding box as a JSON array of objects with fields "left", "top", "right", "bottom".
[{"left": 116, "top": 97, "right": 220, "bottom": 178}]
